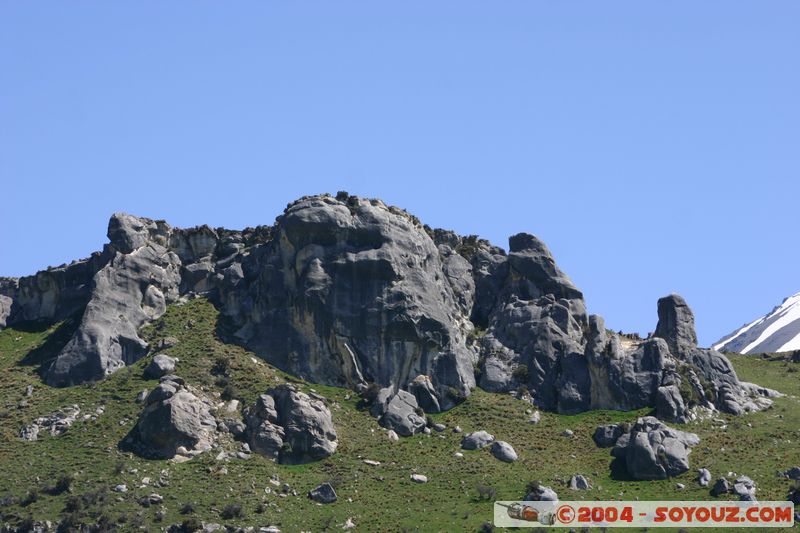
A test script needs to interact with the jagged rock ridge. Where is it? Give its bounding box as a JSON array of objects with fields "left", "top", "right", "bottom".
[{"left": 0, "top": 192, "right": 777, "bottom": 422}]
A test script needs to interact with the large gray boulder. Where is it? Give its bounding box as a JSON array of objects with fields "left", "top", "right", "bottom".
[
  {"left": 145, "top": 354, "right": 177, "bottom": 379},
  {"left": 593, "top": 424, "right": 624, "bottom": 448},
  {"left": 490, "top": 440, "right": 518, "bottom": 462},
  {"left": 611, "top": 416, "right": 699, "bottom": 480},
  {"left": 128, "top": 375, "right": 217, "bottom": 459},
  {"left": 244, "top": 384, "right": 338, "bottom": 464},
  {"left": 733, "top": 476, "right": 757, "bottom": 501},
  {"left": 461, "top": 430, "right": 495, "bottom": 450},
  {"left": 369, "top": 388, "right": 426, "bottom": 437}
]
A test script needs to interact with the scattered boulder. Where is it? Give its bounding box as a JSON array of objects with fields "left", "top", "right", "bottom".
[
  {"left": 711, "top": 478, "right": 730, "bottom": 497},
  {"left": 592, "top": 424, "right": 623, "bottom": 448},
  {"left": 410, "top": 474, "right": 428, "bottom": 484},
  {"left": 568, "top": 475, "right": 591, "bottom": 490},
  {"left": 127, "top": 375, "right": 217, "bottom": 459},
  {"left": 370, "top": 388, "right": 426, "bottom": 437},
  {"left": 135, "top": 390, "right": 149, "bottom": 403},
  {"left": 460, "top": 430, "right": 495, "bottom": 450},
  {"left": 697, "top": 468, "right": 712, "bottom": 487},
  {"left": 308, "top": 482, "right": 337, "bottom": 504},
  {"left": 528, "top": 411, "right": 541, "bottom": 424},
  {"left": 490, "top": 441, "right": 518, "bottom": 463},
  {"left": 781, "top": 466, "right": 800, "bottom": 480},
  {"left": 145, "top": 354, "right": 177, "bottom": 379},
  {"left": 562, "top": 429, "right": 574, "bottom": 438},
  {"left": 244, "top": 384, "right": 337, "bottom": 464},
  {"left": 19, "top": 405, "right": 81, "bottom": 441},
  {"left": 433, "top": 423, "right": 446, "bottom": 432},
  {"left": 525, "top": 485, "right": 558, "bottom": 502},
  {"left": 386, "top": 430, "right": 399, "bottom": 442},
  {"left": 611, "top": 416, "right": 699, "bottom": 480},
  {"left": 733, "top": 476, "right": 757, "bottom": 501}
]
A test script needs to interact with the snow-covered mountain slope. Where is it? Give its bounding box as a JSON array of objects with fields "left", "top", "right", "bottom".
[{"left": 714, "top": 292, "right": 800, "bottom": 354}]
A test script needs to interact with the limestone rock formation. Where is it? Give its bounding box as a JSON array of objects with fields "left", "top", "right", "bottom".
[
  {"left": 219, "top": 194, "right": 476, "bottom": 410},
  {"left": 0, "top": 192, "right": 778, "bottom": 431},
  {"left": 611, "top": 416, "right": 700, "bottom": 480},
  {"left": 127, "top": 375, "right": 217, "bottom": 459},
  {"left": 244, "top": 384, "right": 337, "bottom": 464}
]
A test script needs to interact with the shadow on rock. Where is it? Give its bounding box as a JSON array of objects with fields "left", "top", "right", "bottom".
[{"left": 16, "top": 313, "right": 82, "bottom": 377}]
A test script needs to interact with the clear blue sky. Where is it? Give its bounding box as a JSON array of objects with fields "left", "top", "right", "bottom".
[{"left": 2, "top": 2, "right": 798, "bottom": 347}]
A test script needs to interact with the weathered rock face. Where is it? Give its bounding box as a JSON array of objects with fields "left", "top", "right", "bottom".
[
  {"left": 611, "top": 416, "right": 700, "bottom": 480},
  {"left": 45, "top": 236, "right": 182, "bottom": 386},
  {"left": 221, "top": 194, "right": 476, "bottom": 409},
  {"left": 654, "top": 295, "right": 698, "bottom": 357},
  {"left": 0, "top": 193, "right": 777, "bottom": 427},
  {"left": 128, "top": 375, "right": 217, "bottom": 459},
  {"left": 244, "top": 384, "right": 337, "bottom": 464}
]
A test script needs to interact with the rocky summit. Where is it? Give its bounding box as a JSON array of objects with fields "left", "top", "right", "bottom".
[{"left": 0, "top": 193, "right": 775, "bottom": 422}]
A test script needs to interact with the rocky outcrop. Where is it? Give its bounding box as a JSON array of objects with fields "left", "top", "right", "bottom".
[
  {"left": 654, "top": 294, "right": 698, "bottom": 357},
  {"left": 0, "top": 193, "right": 777, "bottom": 428},
  {"left": 2, "top": 213, "right": 270, "bottom": 387},
  {"left": 219, "top": 194, "right": 476, "bottom": 410},
  {"left": 611, "top": 416, "right": 699, "bottom": 480},
  {"left": 244, "top": 384, "right": 337, "bottom": 464},
  {"left": 127, "top": 375, "right": 217, "bottom": 459}
]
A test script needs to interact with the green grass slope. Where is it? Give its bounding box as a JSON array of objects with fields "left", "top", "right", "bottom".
[{"left": 1, "top": 298, "right": 798, "bottom": 532}]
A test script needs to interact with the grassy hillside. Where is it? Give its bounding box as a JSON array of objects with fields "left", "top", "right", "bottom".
[{"left": 1, "top": 298, "right": 798, "bottom": 532}]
